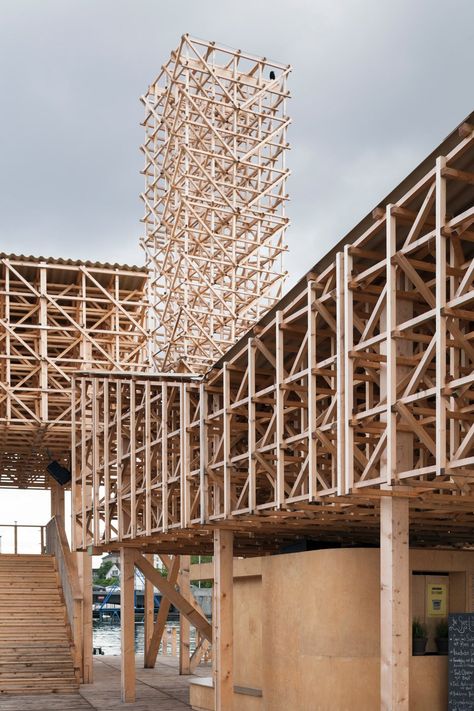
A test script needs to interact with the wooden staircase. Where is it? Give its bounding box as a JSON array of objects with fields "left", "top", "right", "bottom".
[{"left": 0, "top": 554, "right": 79, "bottom": 694}]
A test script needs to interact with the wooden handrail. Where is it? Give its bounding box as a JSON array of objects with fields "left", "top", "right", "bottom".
[
  {"left": 48, "top": 517, "right": 82, "bottom": 600},
  {"left": 45, "top": 516, "right": 83, "bottom": 677}
]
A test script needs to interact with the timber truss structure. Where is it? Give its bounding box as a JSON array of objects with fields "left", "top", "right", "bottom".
[
  {"left": 73, "top": 116, "right": 474, "bottom": 554},
  {"left": 140, "top": 35, "right": 290, "bottom": 373},
  {"left": 0, "top": 255, "right": 149, "bottom": 488}
]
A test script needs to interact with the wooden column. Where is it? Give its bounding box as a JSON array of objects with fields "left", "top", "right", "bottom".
[
  {"left": 179, "top": 555, "right": 191, "bottom": 674},
  {"left": 50, "top": 480, "right": 65, "bottom": 520},
  {"left": 379, "top": 204, "right": 412, "bottom": 709},
  {"left": 77, "top": 551, "right": 93, "bottom": 683},
  {"left": 144, "top": 553, "right": 155, "bottom": 664},
  {"left": 380, "top": 496, "right": 410, "bottom": 710},
  {"left": 120, "top": 547, "right": 136, "bottom": 703},
  {"left": 213, "top": 529, "right": 233, "bottom": 711}
]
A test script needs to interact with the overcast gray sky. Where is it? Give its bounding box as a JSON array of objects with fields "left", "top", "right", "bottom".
[
  {"left": 0, "top": 0, "right": 472, "bottom": 530},
  {"left": 1, "top": 0, "right": 473, "bottom": 287}
]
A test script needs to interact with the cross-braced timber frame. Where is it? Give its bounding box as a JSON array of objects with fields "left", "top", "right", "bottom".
[
  {"left": 0, "top": 255, "right": 149, "bottom": 488},
  {"left": 73, "top": 117, "right": 474, "bottom": 554},
  {"left": 140, "top": 35, "right": 290, "bottom": 373}
]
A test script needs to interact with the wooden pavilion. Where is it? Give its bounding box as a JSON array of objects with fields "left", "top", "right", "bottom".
[
  {"left": 0, "top": 34, "right": 473, "bottom": 711},
  {"left": 73, "top": 95, "right": 474, "bottom": 708}
]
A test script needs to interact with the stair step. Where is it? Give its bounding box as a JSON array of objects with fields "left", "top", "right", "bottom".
[
  {"left": 0, "top": 554, "right": 78, "bottom": 694},
  {"left": 0, "top": 555, "right": 53, "bottom": 560}
]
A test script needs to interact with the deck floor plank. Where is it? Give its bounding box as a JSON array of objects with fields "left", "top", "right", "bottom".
[{"left": 0, "top": 655, "right": 209, "bottom": 711}]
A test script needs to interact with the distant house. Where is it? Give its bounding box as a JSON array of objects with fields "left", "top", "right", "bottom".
[{"left": 105, "top": 563, "right": 120, "bottom": 580}]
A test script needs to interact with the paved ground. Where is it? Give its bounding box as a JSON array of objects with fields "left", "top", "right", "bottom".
[{"left": 0, "top": 655, "right": 210, "bottom": 711}]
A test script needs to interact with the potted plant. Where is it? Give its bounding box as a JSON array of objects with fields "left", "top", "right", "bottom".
[
  {"left": 435, "top": 620, "right": 449, "bottom": 655},
  {"left": 412, "top": 618, "right": 428, "bottom": 655}
]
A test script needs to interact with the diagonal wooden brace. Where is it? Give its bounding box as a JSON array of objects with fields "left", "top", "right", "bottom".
[{"left": 133, "top": 552, "right": 212, "bottom": 643}]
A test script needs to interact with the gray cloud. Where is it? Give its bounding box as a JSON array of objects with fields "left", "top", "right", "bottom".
[{"left": 0, "top": 0, "right": 472, "bottom": 289}]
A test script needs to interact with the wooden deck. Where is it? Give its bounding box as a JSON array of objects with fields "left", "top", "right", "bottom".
[{"left": 0, "top": 655, "right": 209, "bottom": 710}]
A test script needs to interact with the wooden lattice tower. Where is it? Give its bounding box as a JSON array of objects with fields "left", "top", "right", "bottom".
[{"left": 140, "top": 35, "right": 291, "bottom": 373}]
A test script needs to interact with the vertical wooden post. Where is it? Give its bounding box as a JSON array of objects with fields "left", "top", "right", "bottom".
[
  {"left": 13, "top": 523, "right": 17, "bottom": 554},
  {"left": 248, "top": 339, "right": 257, "bottom": 512},
  {"left": 223, "top": 364, "right": 231, "bottom": 517},
  {"left": 435, "top": 156, "right": 447, "bottom": 475},
  {"left": 380, "top": 496, "right": 409, "bottom": 711},
  {"left": 306, "top": 278, "right": 317, "bottom": 500},
  {"left": 213, "top": 529, "right": 233, "bottom": 711},
  {"left": 121, "top": 547, "right": 136, "bottom": 703},
  {"left": 179, "top": 554, "right": 191, "bottom": 674},
  {"left": 275, "top": 311, "right": 285, "bottom": 507},
  {"left": 144, "top": 553, "right": 155, "bottom": 663},
  {"left": 50, "top": 480, "right": 65, "bottom": 520},
  {"left": 343, "top": 246, "right": 354, "bottom": 494},
  {"left": 336, "top": 253, "right": 345, "bottom": 495},
  {"left": 379, "top": 203, "right": 412, "bottom": 709},
  {"left": 77, "top": 551, "right": 93, "bottom": 683}
]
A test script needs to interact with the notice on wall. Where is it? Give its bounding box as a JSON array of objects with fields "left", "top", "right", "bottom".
[
  {"left": 449, "top": 613, "right": 474, "bottom": 711},
  {"left": 427, "top": 582, "right": 447, "bottom": 617}
]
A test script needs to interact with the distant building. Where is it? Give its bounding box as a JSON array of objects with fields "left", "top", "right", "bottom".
[{"left": 105, "top": 563, "right": 120, "bottom": 580}]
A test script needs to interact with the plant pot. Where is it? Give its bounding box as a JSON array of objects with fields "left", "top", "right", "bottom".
[
  {"left": 436, "top": 637, "right": 449, "bottom": 655},
  {"left": 413, "top": 637, "right": 427, "bottom": 655}
]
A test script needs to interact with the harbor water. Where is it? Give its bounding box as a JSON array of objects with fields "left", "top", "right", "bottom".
[{"left": 93, "top": 620, "right": 198, "bottom": 656}]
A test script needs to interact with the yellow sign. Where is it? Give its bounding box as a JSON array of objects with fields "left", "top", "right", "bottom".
[{"left": 427, "top": 583, "right": 447, "bottom": 617}]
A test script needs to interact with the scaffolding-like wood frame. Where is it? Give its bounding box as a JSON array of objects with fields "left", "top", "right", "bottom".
[
  {"left": 140, "top": 35, "right": 290, "bottom": 373},
  {"left": 0, "top": 255, "right": 149, "bottom": 488},
  {"left": 73, "top": 119, "right": 474, "bottom": 552}
]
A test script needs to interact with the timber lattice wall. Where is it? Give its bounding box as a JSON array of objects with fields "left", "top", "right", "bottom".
[
  {"left": 73, "top": 119, "right": 474, "bottom": 553},
  {"left": 0, "top": 256, "right": 149, "bottom": 488}
]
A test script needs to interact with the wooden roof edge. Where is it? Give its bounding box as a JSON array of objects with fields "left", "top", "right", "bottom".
[{"left": 0, "top": 252, "right": 148, "bottom": 275}]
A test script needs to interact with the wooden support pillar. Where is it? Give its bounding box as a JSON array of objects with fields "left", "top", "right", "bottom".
[
  {"left": 179, "top": 555, "right": 191, "bottom": 674},
  {"left": 380, "top": 496, "right": 410, "bottom": 711},
  {"left": 120, "top": 547, "right": 136, "bottom": 703},
  {"left": 213, "top": 529, "right": 233, "bottom": 711},
  {"left": 144, "top": 553, "right": 155, "bottom": 660},
  {"left": 50, "top": 480, "right": 65, "bottom": 520},
  {"left": 76, "top": 551, "right": 93, "bottom": 683}
]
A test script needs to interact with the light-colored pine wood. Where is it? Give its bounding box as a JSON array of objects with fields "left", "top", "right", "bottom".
[
  {"left": 134, "top": 553, "right": 211, "bottom": 641},
  {"left": 213, "top": 529, "right": 234, "bottom": 711},
  {"left": 0, "top": 554, "right": 79, "bottom": 695},
  {"left": 140, "top": 36, "right": 290, "bottom": 373},
  {"left": 179, "top": 555, "right": 191, "bottom": 675},
  {"left": 120, "top": 547, "right": 136, "bottom": 703},
  {"left": 144, "top": 555, "right": 180, "bottom": 668},
  {"left": 143, "top": 553, "right": 155, "bottom": 660},
  {"left": 0, "top": 257, "right": 149, "bottom": 490},
  {"left": 380, "top": 496, "right": 409, "bottom": 710}
]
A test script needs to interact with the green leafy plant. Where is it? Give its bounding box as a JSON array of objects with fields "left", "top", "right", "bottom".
[
  {"left": 436, "top": 620, "right": 449, "bottom": 639},
  {"left": 412, "top": 618, "right": 427, "bottom": 639}
]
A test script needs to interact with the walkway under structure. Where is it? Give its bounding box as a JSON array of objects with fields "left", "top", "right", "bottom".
[{"left": 73, "top": 111, "right": 474, "bottom": 710}]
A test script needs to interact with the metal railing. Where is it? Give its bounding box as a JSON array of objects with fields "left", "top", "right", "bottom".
[{"left": 0, "top": 523, "right": 46, "bottom": 554}]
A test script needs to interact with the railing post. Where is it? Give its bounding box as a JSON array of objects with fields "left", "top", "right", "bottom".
[{"left": 13, "top": 522, "right": 18, "bottom": 554}]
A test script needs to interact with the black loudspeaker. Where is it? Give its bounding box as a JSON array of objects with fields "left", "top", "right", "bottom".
[{"left": 47, "top": 460, "right": 71, "bottom": 486}]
